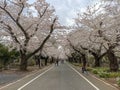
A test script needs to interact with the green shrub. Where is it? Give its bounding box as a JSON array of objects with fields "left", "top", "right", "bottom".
[
  {"left": 92, "top": 69, "right": 98, "bottom": 74},
  {"left": 109, "top": 73, "right": 120, "bottom": 78},
  {"left": 95, "top": 67, "right": 108, "bottom": 72},
  {"left": 87, "top": 67, "right": 93, "bottom": 71},
  {"left": 28, "top": 59, "right": 36, "bottom": 66},
  {"left": 90, "top": 67, "right": 120, "bottom": 79},
  {"left": 0, "top": 44, "right": 20, "bottom": 68},
  {"left": 117, "top": 80, "right": 120, "bottom": 87},
  {"left": 98, "top": 72, "right": 110, "bottom": 78}
]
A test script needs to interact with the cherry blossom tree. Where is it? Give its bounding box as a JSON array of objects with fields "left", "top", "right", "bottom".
[
  {"left": 73, "top": 0, "right": 120, "bottom": 71},
  {"left": 67, "top": 30, "right": 89, "bottom": 71},
  {"left": 0, "top": 0, "right": 58, "bottom": 70}
]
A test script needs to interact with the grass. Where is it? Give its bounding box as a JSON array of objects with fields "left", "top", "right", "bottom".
[
  {"left": 88, "top": 67, "right": 120, "bottom": 87},
  {"left": 72, "top": 62, "right": 120, "bottom": 87},
  {"left": 88, "top": 67, "right": 120, "bottom": 78}
]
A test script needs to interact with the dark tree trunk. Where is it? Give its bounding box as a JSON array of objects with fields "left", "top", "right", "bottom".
[
  {"left": 69, "top": 57, "right": 73, "bottom": 63},
  {"left": 94, "top": 57, "right": 101, "bottom": 67},
  {"left": 107, "top": 49, "right": 119, "bottom": 72},
  {"left": 90, "top": 52, "right": 101, "bottom": 67},
  {"left": 37, "top": 57, "right": 41, "bottom": 68},
  {"left": 82, "top": 54, "right": 87, "bottom": 69},
  {"left": 45, "top": 57, "right": 48, "bottom": 66},
  {"left": 45, "top": 59, "right": 47, "bottom": 66},
  {"left": 79, "top": 58, "right": 82, "bottom": 64},
  {"left": 90, "top": 51, "right": 106, "bottom": 67},
  {"left": 50, "top": 57, "right": 54, "bottom": 63},
  {"left": 20, "top": 54, "right": 28, "bottom": 71},
  {"left": 74, "top": 58, "right": 77, "bottom": 63}
]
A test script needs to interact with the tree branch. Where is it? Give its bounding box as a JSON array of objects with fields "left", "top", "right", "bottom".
[
  {"left": 1, "top": 21, "right": 21, "bottom": 46},
  {"left": 0, "top": 5, "right": 30, "bottom": 42},
  {"left": 27, "top": 18, "right": 57, "bottom": 60},
  {"left": 16, "top": 3, "right": 24, "bottom": 22},
  {"left": 30, "top": 24, "right": 39, "bottom": 38},
  {"left": 38, "top": 6, "right": 48, "bottom": 18}
]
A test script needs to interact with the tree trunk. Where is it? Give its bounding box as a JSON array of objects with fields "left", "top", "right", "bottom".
[
  {"left": 91, "top": 52, "right": 101, "bottom": 67},
  {"left": 45, "top": 57, "right": 48, "bottom": 66},
  {"left": 107, "top": 49, "right": 119, "bottom": 72},
  {"left": 20, "top": 54, "right": 28, "bottom": 71},
  {"left": 45, "top": 59, "right": 47, "bottom": 66},
  {"left": 81, "top": 54, "right": 87, "bottom": 73},
  {"left": 79, "top": 58, "right": 82, "bottom": 64},
  {"left": 94, "top": 57, "right": 101, "bottom": 67},
  {"left": 50, "top": 57, "right": 54, "bottom": 63},
  {"left": 38, "top": 58, "right": 41, "bottom": 68}
]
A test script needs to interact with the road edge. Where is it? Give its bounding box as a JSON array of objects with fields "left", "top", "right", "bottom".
[
  {"left": 67, "top": 63, "right": 100, "bottom": 90},
  {"left": 68, "top": 62, "right": 119, "bottom": 90},
  {"left": 0, "top": 65, "right": 53, "bottom": 90}
]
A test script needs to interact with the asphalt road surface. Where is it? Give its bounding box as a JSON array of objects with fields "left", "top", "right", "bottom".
[{"left": 0, "top": 62, "right": 118, "bottom": 90}]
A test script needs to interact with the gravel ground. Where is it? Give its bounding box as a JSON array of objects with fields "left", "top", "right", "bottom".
[{"left": 0, "top": 73, "right": 23, "bottom": 85}]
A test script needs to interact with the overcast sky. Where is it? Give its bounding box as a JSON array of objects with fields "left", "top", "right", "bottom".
[
  {"left": 29, "top": 0, "right": 96, "bottom": 26},
  {"left": 46, "top": 0, "right": 94, "bottom": 26}
]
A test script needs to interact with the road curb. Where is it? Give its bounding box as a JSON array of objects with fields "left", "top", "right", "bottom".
[{"left": 69, "top": 63, "right": 119, "bottom": 90}]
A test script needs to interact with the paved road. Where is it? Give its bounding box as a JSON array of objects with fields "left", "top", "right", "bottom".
[{"left": 0, "top": 63, "right": 118, "bottom": 90}]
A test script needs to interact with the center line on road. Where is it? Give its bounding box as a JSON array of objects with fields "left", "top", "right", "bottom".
[
  {"left": 17, "top": 66, "right": 54, "bottom": 90},
  {"left": 67, "top": 64, "right": 100, "bottom": 90}
]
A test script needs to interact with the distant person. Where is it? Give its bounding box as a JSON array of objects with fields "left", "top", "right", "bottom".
[
  {"left": 54, "top": 59, "right": 59, "bottom": 66},
  {"left": 82, "top": 66, "right": 87, "bottom": 74},
  {"left": 56, "top": 59, "right": 59, "bottom": 66}
]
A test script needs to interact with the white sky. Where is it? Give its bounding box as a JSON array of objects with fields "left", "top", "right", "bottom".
[
  {"left": 29, "top": 0, "right": 97, "bottom": 26},
  {"left": 46, "top": 0, "right": 94, "bottom": 26}
]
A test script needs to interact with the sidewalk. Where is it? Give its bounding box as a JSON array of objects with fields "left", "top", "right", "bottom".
[{"left": 0, "top": 65, "right": 52, "bottom": 87}]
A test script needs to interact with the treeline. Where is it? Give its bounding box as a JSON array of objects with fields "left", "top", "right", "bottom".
[
  {"left": 0, "top": 44, "right": 19, "bottom": 70},
  {"left": 66, "top": 0, "right": 120, "bottom": 72},
  {"left": 0, "top": 0, "right": 58, "bottom": 71},
  {"left": 0, "top": 43, "right": 59, "bottom": 71}
]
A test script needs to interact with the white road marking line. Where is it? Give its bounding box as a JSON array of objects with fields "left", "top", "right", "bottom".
[
  {"left": 90, "top": 74, "right": 118, "bottom": 90},
  {"left": 67, "top": 64, "right": 100, "bottom": 90},
  {"left": 17, "top": 66, "right": 54, "bottom": 90},
  {"left": 0, "top": 66, "right": 52, "bottom": 90}
]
